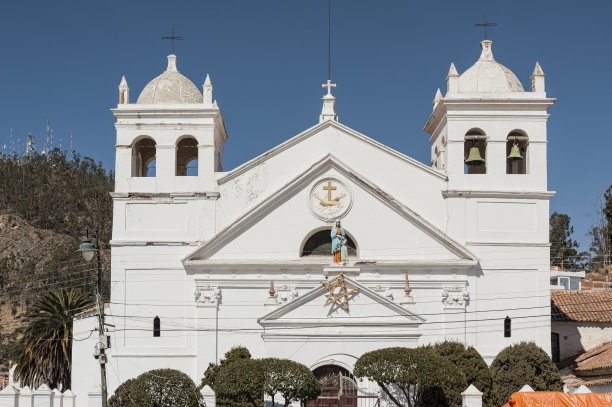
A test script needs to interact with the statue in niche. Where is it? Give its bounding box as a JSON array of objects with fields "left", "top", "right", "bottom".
[{"left": 331, "top": 220, "right": 347, "bottom": 264}]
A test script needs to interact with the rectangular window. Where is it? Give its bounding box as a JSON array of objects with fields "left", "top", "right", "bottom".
[
  {"left": 570, "top": 278, "right": 580, "bottom": 290},
  {"left": 559, "top": 277, "right": 569, "bottom": 289}
]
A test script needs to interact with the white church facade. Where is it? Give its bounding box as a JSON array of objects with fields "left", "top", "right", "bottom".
[{"left": 72, "top": 39, "right": 555, "bottom": 405}]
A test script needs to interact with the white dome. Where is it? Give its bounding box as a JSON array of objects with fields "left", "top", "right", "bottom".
[
  {"left": 458, "top": 41, "right": 524, "bottom": 93},
  {"left": 137, "top": 55, "right": 203, "bottom": 104}
]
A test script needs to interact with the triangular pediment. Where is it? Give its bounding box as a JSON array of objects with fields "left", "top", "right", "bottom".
[
  {"left": 258, "top": 275, "right": 425, "bottom": 329},
  {"left": 183, "top": 155, "right": 478, "bottom": 265}
]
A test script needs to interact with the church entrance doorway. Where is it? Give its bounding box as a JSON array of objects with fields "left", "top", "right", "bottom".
[{"left": 305, "top": 365, "right": 379, "bottom": 407}]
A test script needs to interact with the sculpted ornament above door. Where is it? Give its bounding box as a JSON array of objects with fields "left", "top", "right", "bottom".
[{"left": 309, "top": 177, "right": 353, "bottom": 222}]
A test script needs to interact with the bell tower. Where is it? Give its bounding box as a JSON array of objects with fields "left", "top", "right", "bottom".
[
  {"left": 424, "top": 40, "right": 555, "bottom": 192},
  {"left": 110, "top": 54, "right": 227, "bottom": 243}
]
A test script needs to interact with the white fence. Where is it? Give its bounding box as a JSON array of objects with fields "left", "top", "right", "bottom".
[{"left": 0, "top": 384, "right": 76, "bottom": 407}]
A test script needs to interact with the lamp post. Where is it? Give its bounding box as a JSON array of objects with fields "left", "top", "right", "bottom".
[{"left": 77, "top": 231, "right": 108, "bottom": 407}]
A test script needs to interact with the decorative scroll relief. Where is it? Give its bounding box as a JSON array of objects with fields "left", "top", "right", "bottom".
[
  {"left": 194, "top": 285, "right": 221, "bottom": 306},
  {"left": 373, "top": 285, "right": 394, "bottom": 301},
  {"left": 275, "top": 284, "right": 298, "bottom": 305},
  {"left": 309, "top": 177, "right": 353, "bottom": 222},
  {"left": 442, "top": 286, "right": 469, "bottom": 309}
]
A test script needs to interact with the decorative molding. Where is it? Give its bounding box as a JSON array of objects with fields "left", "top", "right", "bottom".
[
  {"left": 442, "top": 190, "right": 555, "bottom": 199},
  {"left": 466, "top": 241, "right": 551, "bottom": 247},
  {"left": 308, "top": 177, "right": 353, "bottom": 222},
  {"left": 275, "top": 284, "right": 299, "bottom": 305},
  {"left": 194, "top": 285, "right": 221, "bottom": 306},
  {"left": 218, "top": 120, "right": 446, "bottom": 185},
  {"left": 442, "top": 286, "right": 470, "bottom": 309}
]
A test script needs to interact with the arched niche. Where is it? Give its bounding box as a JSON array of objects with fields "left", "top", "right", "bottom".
[
  {"left": 176, "top": 136, "right": 198, "bottom": 176},
  {"left": 464, "top": 128, "right": 487, "bottom": 174},
  {"left": 300, "top": 227, "right": 357, "bottom": 258},
  {"left": 506, "top": 130, "right": 528, "bottom": 174},
  {"left": 132, "top": 137, "right": 156, "bottom": 177}
]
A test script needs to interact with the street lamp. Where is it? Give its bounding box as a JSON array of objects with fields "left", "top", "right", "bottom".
[
  {"left": 76, "top": 231, "right": 108, "bottom": 407},
  {"left": 77, "top": 237, "right": 98, "bottom": 262}
]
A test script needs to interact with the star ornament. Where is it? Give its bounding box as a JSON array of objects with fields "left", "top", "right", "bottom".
[{"left": 321, "top": 272, "right": 359, "bottom": 311}]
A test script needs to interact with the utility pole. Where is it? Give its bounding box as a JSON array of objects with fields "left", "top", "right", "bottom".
[
  {"left": 77, "top": 231, "right": 108, "bottom": 407},
  {"left": 94, "top": 231, "right": 108, "bottom": 407}
]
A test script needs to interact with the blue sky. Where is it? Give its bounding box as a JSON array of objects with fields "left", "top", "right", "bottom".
[{"left": 1, "top": 0, "right": 610, "bottom": 250}]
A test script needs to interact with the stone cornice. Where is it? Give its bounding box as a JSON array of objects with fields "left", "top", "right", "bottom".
[{"left": 442, "top": 190, "right": 555, "bottom": 199}]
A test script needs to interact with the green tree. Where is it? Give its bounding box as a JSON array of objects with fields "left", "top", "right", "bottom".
[
  {"left": 549, "top": 212, "right": 586, "bottom": 270},
  {"left": 200, "top": 346, "right": 252, "bottom": 390},
  {"left": 108, "top": 369, "right": 203, "bottom": 407},
  {"left": 9, "top": 288, "right": 93, "bottom": 389},
  {"left": 213, "top": 358, "right": 264, "bottom": 407},
  {"left": 261, "top": 358, "right": 320, "bottom": 406},
  {"left": 430, "top": 341, "right": 499, "bottom": 407},
  {"left": 490, "top": 342, "right": 563, "bottom": 404},
  {"left": 588, "top": 185, "right": 612, "bottom": 271},
  {"left": 354, "top": 346, "right": 467, "bottom": 407}
]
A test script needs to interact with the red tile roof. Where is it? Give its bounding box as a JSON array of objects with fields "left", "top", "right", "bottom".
[
  {"left": 551, "top": 290, "right": 612, "bottom": 323},
  {"left": 574, "top": 342, "right": 612, "bottom": 373}
]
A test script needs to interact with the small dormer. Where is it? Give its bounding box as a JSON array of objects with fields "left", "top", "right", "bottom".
[{"left": 111, "top": 55, "right": 227, "bottom": 195}]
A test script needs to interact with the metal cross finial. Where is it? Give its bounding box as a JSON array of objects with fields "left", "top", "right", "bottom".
[
  {"left": 474, "top": 14, "right": 497, "bottom": 40},
  {"left": 161, "top": 27, "right": 184, "bottom": 54}
]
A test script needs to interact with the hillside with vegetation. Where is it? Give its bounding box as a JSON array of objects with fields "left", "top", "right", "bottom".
[{"left": 0, "top": 150, "right": 113, "bottom": 372}]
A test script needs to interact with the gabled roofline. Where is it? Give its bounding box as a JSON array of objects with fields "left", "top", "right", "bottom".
[
  {"left": 182, "top": 154, "right": 478, "bottom": 263},
  {"left": 257, "top": 274, "right": 425, "bottom": 325},
  {"left": 217, "top": 120, "right": 446, "bottom": 184}
]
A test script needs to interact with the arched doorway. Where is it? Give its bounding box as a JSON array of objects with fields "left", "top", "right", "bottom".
[{"left": 306, "top": 365, "right": 357, "bottom": 407}]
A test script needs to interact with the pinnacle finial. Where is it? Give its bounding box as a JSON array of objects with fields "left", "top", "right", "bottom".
[
  {"left": 269, "top": 281, "right": 275, "bottom": 297},
  {"left": 447, "top": 62, "right": 459, "bottom": 77},
  {"left": 166, "top": 54, "right": 178, "bottom": 72},
  {"left": 119, "top": 75, "right": 128, "bottom": 87},
  {"left": 433, "top": 88, "right": 442, "bottom": 103},
  {"left": 319, "top": 80, "right": 338, "bottom": 123},
  {"left": 204, "top": 73, "right": 212, "bottom": 85},
  {"left": 532, "top": 61, "right": 545, "bottom": 76},
  {"left": 479, "top": 40, "right": 494, "bottom": 61}
]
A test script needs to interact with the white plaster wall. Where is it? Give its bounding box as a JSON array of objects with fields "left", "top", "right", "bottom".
[{"left": 552, "top": 322, "right": 612, "bottom": 360}]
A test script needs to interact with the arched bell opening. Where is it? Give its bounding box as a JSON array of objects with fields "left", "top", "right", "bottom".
[
  {"left": 506, "top": 131, "right": 528, "bottom": 174},
  {"left": 464, "top": 129, "right": 487, "bottom": 174},
  {"left": 132, "top": 137, "right": 157, "bottom": 177},
  {"left": 300, "top": 228, "right": 357, "bottom": 258},
  {"left": 176, "top": 136, "right": 199, "bottom": 176}
]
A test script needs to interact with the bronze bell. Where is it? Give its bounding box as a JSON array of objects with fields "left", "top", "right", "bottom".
[
  {"left": 465, "top": 146, "right": 485, "bottom": 165},
  {"left": 507, "top": 142, "right": 523, "bottom": 160}
]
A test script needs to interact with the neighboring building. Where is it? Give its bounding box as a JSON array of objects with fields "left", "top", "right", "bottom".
[
  {"left": 561, "top": 342, "right": 612, "bottom": 394},
  {"left": 72, "top": 39, "right": 555, "bottom": 406},
  {"left": 550, "top": 267, "right": 585, "bottom": 290},
  {"left": 551, "top": 290, "right": 612, "bottom": 362}
]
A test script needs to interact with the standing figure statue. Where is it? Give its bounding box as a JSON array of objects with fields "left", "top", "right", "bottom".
[{"left": 331, "top": 220, "right": 345, "bottom": 263}]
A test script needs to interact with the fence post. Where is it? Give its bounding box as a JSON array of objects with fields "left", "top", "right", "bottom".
[
  {"left": 33, "top": 384, "right": 53, "bottom": 407},
  {"left": 53, "top": 389, "right": 63, "bottom": 407},
  {"left": 201, "top": 385, "right": 216, "bottom": 407},
  {"left": 461, "top": 384, "right": 482, "bottom": 407},
  {"left": 0, "top": 385, "right": 19, "bottom": 407},
  {"left": 62, "top": 390, "right": 76, "bottom": 407},
  {"left": 18, "top": 386, "right": 33, "bottom": 407}
]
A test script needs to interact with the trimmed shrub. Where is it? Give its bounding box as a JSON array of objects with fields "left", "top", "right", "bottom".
[
  {"left": 430, "top": 341, "right": 499, "bottom": 407},
  {"left": 214, "top": 358, "right": 264, "bottom": 407},
  {"left": 490, "top": 342, "right": 563, "bottom": 403},
  {"left": 354, "top": 346, "right": 467, "bottom": 407},
  {"left": 200, "top": 346, "right": 252, "bottom": 390},
  {"left": 261, "top": 358, "right": 320, "bottom": 406},
  {"left": 108, "top": 368, "right": 203, "bottom": 407}
]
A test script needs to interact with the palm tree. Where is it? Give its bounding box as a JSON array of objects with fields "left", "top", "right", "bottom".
[{"left": 10, "top": 287, "right": 93, "bottom": 390}]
